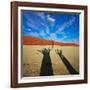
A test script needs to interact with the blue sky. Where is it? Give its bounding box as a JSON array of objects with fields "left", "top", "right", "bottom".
[{"left": 21, "top": 10, "right": 80, "bottom": 44}]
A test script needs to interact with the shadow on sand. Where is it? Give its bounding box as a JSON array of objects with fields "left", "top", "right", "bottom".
[
  {"left": 37, "top": 48, "right": 53, "bottom": 76},
  {"left": 56, "top": 49, "right": 79, "bottom": 74}
]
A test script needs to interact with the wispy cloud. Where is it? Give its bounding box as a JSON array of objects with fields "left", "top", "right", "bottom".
[
  {"left": 29, "top": 32, "right": 39, "bottom": 37},
  {"left": 67, "top": 16, "right": 76, "bottom": 27},
  {"left": 31, "top": 13, "right": 52, "bottom": 36},
  {"left": 56, "top": 16, "right": 76, "bottom": 34},
  {"left": 50, "top": 33, "right": 57, "bottom": 40},
  {"left": 39, "top": 31, "right": 46, "bottom": 37},
  {"left": 27, "top": 19, "right": 39, "bottom": 31},
  {"left": 56, "top": 22, "right": 66, "bottom": 34},
  {"left": 47, "top": 14, "right": 55, "bottom": 23},
  {"left": 45, "top": 27, "right": 50, "bottom": 35},
  {"left": 36, "top": 12, "right": 45, "bottom": 20},
  {"left": 27, "top": 28, "right": 32, "bottom": 31},
  {"left": 22, "top": 11, "right": 79, "bottom": 43},
  {"left": 46, "top": 14, "right": 56, "bottom": 27},
  {"left": 49, "top": 32, "right": 68, "bottom": 42},
  {"left": 49, "top": 16, "right": 76, "bottom": 42},
  {"left": 72, "top": 38, "right": 79, "bottom": 44}
]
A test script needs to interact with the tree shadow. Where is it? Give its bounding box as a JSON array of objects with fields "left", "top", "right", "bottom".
[
  {"left": 37, "top": 48, "right": 53, "bottom": 76},
  {"left": 55, "top": 49, "right": 79, "bottom": 74}
]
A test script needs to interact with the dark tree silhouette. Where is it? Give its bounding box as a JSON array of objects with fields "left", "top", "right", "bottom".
[
  {"left": 55, "top": 49, "right": 79, "bottom": 74},
  {"left": 37, "top": 48, "right": 53, "bottom": 76},
  {"left": 51, "top": 40, "right": 54, "bottom": 48}
]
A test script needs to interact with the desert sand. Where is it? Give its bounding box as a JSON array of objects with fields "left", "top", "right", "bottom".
[{"left": 22, "top": 45, "right": 79, "bottom": 77}]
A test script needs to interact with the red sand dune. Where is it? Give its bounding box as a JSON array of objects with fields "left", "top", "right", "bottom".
[{"left": 22, "top": 36, "right": 79, "bottom": 46}]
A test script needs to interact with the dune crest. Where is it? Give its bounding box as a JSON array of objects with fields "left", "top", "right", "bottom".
[{"left": 22, "top": 36, "right": 79, "bottom": 46}]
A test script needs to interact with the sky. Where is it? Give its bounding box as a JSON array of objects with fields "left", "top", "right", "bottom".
[{"left": 21, "top": 10, "right": 80, "bottom": 44}]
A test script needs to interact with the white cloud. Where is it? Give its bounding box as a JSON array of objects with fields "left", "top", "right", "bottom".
[{"left": 47, "top": 14, "right": 55, "bottom": 23}]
